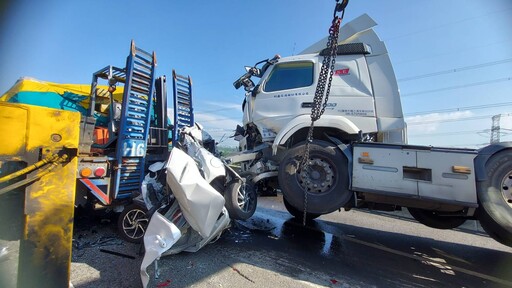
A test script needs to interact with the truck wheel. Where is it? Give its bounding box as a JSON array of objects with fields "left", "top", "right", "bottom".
[
  {"left": 283, "top": 197, "right": 320, "bottom": 221},
  {"left": 117, "top": 204, "right": 148, "bottom": 243},
  {"left": 477, "top": 150, "right": 512, "bottom": 246},
  {"left": 278, "top": 140, "right": 351, "bottom": 214},
  {"left": 407, "top": 208, "right": 466, "bottom": 230},
  {"left": 224, "top": 180, "right": 257, "bottom": 220}
]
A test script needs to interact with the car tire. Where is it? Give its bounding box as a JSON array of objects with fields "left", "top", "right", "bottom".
[{"left": 224, "top": 180, "right": 257, "bottom": 220}]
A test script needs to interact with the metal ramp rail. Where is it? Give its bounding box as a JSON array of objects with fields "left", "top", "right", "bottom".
[
  {"left": 172, "top": 69, "right": 194, "bottom": 142},
  {"left": 113, "top": 40, "right": 157, "bottom": 200}
]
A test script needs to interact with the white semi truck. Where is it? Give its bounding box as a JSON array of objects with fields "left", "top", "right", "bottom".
[{"left": 229, "top": 14, "right": 512, "bottom": 247}]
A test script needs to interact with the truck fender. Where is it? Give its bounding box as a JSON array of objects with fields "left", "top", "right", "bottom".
[
  {"left": 271, "top": 115, "right": 360, "bottom": 155},
  {"left": 474, "top": 142, "right": 512, "bottom": 182},
  {"left": 325, "top": 135, "right": 353, "bottom": 189}
]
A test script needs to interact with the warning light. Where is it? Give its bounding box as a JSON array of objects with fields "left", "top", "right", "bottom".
[
  {"left": 80, "top": 167, "right": 93, "bottom": 178},
  {"left": 94, "top": 167, "right": 106, "bottom": 177}
]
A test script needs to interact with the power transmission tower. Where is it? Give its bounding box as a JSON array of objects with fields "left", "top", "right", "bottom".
[{"left": 490, "top": 114, "right": 501, "bottom": 144}]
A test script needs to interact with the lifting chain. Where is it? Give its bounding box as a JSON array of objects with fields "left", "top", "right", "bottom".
[{"left": 299, "top": 0, "right": 348, "bottom": 226}]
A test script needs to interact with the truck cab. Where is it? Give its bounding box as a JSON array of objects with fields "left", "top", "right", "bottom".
[{"left": 232, "top": 14, "right": 407, "bottom": 214}]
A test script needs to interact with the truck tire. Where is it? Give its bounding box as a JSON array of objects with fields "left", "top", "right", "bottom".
[
  {"left": 224, "top": 179, "right": 257, "bottom": 220},
  {"left": 278, "top": 140, "right": 351, "bottom": 215},
  {"left": 407, "top": 208, "right": 466, "bottom": 230},
  {"left": 477, "top": 150, "right": 512, "bottom": 246},
  {"left": 117, "top": 204, "right": 148, "bottom": 243},
  {"left": 283, "top": 197, "right": 321, "bottom": 221}
]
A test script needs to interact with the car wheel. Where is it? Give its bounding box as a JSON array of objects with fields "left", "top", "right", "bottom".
[
  {"left": 224, "top": 180, "right": 257, "bottom": 220},
  {"left": 117, "top": 204, "right": 148, "bottom": 243}
]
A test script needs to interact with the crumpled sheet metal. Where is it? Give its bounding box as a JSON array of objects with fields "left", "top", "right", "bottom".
[
  {"left": 172, "top": 207, "right": 230, "bottom": 255},
  {"left": 140, "top": 212, "right": 182, "bottom": 288},
  {"left": 166, "top": 148, "right": 225, "bottom": 238}
]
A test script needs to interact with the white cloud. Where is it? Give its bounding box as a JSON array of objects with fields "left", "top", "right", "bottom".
[
  {"left": 406, "top": 111, "right": 474, "bottom": 133},
  {"left": 196, "top": 112, "right": 241, "bottom": 147},
  {"left": 166, "top": 107, "right": 242, "bottom": 147},
  {"left": 199, "top": 101, "right": 241, "bottom": 111}
]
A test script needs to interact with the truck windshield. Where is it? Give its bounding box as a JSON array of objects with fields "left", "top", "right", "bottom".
[{"left": 263, "top": 62, "right": 314, "bottom": 92}]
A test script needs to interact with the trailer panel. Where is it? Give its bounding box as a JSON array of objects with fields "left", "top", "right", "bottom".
[{"left": 352, "top": 143, "right": 478, "bottom": 206}]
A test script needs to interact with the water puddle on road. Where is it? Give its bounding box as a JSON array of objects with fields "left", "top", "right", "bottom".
[{"left": 225, "top": 211, "right": 344, "bottom": 258}]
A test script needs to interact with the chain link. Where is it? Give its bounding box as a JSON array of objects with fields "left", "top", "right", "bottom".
[{"left": 299, "top": 2, "right": 345, "bottom": 226}]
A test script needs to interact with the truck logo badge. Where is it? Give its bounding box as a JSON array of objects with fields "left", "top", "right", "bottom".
[{"left": 335, "top": 68, "right": 350, "bottom": 76}]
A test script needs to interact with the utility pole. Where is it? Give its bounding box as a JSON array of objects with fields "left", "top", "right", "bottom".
[{"left": 490, "top": 114, "right": 501, "bottom": 144}]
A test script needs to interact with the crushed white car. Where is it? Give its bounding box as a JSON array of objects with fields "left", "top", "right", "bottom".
[{"left": 140, "top": 125, "right": 257, "bottom": 287}]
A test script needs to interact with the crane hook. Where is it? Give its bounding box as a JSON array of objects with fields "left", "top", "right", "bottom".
[{"left": 334, "top": 0, "right": 349, "bottom": 18}]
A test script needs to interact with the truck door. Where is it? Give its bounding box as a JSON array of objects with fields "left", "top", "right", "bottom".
[{"left": 252, "top": 60, "right": 316, "bottom": 141}]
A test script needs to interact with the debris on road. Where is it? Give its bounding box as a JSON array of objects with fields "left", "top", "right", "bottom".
[{"left": 99, "top": 249, "right": 136, "bottom": 259}]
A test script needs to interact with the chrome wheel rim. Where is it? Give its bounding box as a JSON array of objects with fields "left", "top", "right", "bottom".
[{"left": 122, "top": 208, "right": 148, "bottom": 240}]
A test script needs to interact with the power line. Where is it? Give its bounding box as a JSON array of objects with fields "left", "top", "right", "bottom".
[
  {"left": 405, "top": 102, "right": 512, "bottom": 116},
  {"left": 398, "top": 58, "right": 512, "bottom": 82},
  {"left": 408, "top": 113, "right": 512, "bottom": 125},
  {"left": 408, "top": 130, "right": 480, "bottom": 137},
  {"left": 196, "top": 106, "right": 240, "bottom": 114},
  {"left": 407, "top": 115, "right": 491, "bottom": 125},
  {"left": 401, "top": 77, "right": 512, "bottom": 97},
  {"left": 196, "top": 115, "right": 240, "bottom": 123},
  {"left": 383, "top": 7, "right": 512, "bottom": 42},
  {"left": 394, "top": 38, "right": 512, "bottom": 66}
]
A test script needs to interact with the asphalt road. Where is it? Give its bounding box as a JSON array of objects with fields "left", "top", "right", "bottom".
[{"left": 70, "top": 195, "right": 512, "bottom": 288}]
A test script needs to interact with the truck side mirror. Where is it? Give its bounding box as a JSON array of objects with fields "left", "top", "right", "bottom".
[{"left": 245, "top": 66, "right": 262, "bottom": 78}]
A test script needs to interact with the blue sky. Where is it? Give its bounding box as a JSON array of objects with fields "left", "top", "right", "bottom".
[{"left": 1, "top": 0, "right": 511, "bottom": 148}]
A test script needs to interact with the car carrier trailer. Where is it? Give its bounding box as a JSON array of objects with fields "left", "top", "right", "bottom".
[{"left": 0, "top": 41, "right": 196, "bottom": 244}]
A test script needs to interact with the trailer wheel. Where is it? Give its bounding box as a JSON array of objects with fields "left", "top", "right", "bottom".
[
  {"left": 283, "top": 197, "right": 321, "bottom": 221},
  {"left": 117, "top": 204, "right": 149, "bottom": 243},
  {"left": 407, "top": 208, "right": 466, "bottom": 230},
  {"left": 278, "top": 140, "right": 350, "bottom": 214},
  {"left": 477, "top": 150, "right": 512, "bottom": 246},
  {"left": 224, "top": 179, "right": 257, "bottom": 220}
]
